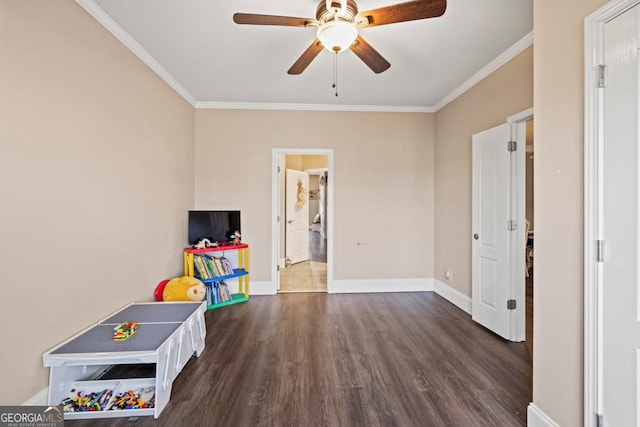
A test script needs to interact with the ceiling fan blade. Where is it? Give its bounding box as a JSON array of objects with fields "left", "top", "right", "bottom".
[
  {"left": 288, "top": 40, "right": 324, "bottom": 75},
  {"left": 350, "top": 35, "right": 391, "bottom": 74},
  {"left": 233, "top": 13, "right": 315, "bottom": 27},
  {"left": 356, "top": 0, "right": 446, "bottom": 28}
]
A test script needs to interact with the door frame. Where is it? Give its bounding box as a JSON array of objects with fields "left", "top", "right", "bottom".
[
  {"left": 585, "top": 2, "right": 639, "bottom": 425},
  {"left": 507, "top": 108, "right": 533, "bottom": 342},
  {"left": 271, "top": 148, "right": 334, "bottom": 294}
]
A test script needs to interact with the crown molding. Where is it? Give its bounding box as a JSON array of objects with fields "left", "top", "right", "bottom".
[
  {"left": 76, "top": 0, "right": 531, "bottom": 114},
  {"left": 75, "top": 0, "right": 198, "bottom": 107},
  {"left": 195, "top": 101, "right": 435, "bottom": 113},
  {"left": 432, "top": 31, "right": 533, "bottom": 112}
]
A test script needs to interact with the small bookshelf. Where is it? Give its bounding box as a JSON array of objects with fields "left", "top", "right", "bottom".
[{"left": 183, "top": 244, "right": 249, "bottom": 310}]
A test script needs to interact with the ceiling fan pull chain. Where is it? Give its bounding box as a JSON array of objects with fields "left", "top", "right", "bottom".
[{"left": 333, "top": 51, "right": 339, "bottom": 97}]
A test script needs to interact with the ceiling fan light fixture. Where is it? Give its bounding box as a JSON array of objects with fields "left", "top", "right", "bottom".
[{"left": 317, "top": 20, "right": 358, "bottom": 53}]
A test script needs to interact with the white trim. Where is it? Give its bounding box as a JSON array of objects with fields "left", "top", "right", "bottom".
[
  {"left": 272, "top": 148, "right": 334, "bottom": 295},
  {"left": 585, "top": 11, "right": 603, "bottom": 427},
  {"left": 23, "top": 387, "right": 48, "bottom": 406},
  {"left": 583, "top": 2, "right": 640, "bottom": 425},
  {"left": 195, "top": 102, "right": 434, "bottom": 113},
  {"left": 507, "top": 107, "right": 534, "bottom": 123},
  {"left": 432, "top": 279, "right": 471, "bottom": 314},
  {"left": 587, "top": 0, "right": 639, "bottom": 22},
  {"left": 74, "top": 0, "right": 198, "bottom": 107},
  {"left": 331, "top": 278, "right": 433, "bottom": 294},
  {"left": 432, "top": 32, "right": 534, "bottom": 111},
  {"left": 527, "top": 403, "right": 560, "bottom": 427}
]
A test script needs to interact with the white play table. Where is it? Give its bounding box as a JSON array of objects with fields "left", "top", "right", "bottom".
[{"left": 42, "top": 301, "right": 206, "bottom": 420}]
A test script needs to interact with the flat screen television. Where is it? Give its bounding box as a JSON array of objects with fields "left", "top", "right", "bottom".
[{"left": 188, "top": 210, "right": 241, "bottom": 245}]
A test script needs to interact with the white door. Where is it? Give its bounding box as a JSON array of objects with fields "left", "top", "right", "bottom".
[
  {"left": 472, "top": 123, "right": 512, "bottom": 339},
  {"left": 600, "top": 6, "right": 640, "bottom": 425},
  {"left": 285, "top": 169, "right": 309, "bottom": 264}
]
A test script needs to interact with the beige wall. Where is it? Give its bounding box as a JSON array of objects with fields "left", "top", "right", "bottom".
[
  {"left": 0, "top": 0, "right": 195, "bottom": 404},
  {"left": 195, "top": 110, "right": 435, "bottom": 282},
  {"left": 285, "top": 155, "right": 303, "bottom": 171},
  {"left": 533, "top": 0, "right": 607, "bottom": 425},
  {"left": 434, "top": 47, "right": 533, "bottom": 295},
  {"left": 284, "top": 154, "right": 329, "bottom": 172},
  {"left": 301, "top": 155, "right": 329, "bottom": 170}
]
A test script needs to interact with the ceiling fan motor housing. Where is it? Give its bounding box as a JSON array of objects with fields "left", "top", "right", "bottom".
[{"left": 316, "top": 0, "right": 359, "bottom": 23}]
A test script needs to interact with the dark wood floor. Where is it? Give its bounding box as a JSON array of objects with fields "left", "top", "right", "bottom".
[{"left": 67, "top": 292, "right": 532, "bottom": 427}]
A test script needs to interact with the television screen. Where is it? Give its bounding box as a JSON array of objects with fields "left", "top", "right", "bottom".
[{"left": 188, "top": 210, "right": 241, "bottom": 245}]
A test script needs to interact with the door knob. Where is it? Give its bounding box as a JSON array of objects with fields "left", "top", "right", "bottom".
[
  {"left": 473, "top": 234, "right": 479, "bottom": 240},
  {"left": 288, "top": 220, "right": 294, "bottom": 224}
]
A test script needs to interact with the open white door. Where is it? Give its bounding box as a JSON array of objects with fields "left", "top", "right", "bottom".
[
  {"left": 598, "top": 6, "right": 640, "bottom": 425},
  {"left": 472, "top": 123, "right": 512, "bottom": 340},
  {"left": 285, "top": 169, "right": 309, "bottom": 265}
]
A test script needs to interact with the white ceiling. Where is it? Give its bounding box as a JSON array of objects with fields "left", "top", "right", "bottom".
[{"left": 84, "top": 0, "right": 533, "bottom": 111}]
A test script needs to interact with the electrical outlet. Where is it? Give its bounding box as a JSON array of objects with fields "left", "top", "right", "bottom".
[{"left": 444, "top": 270, "right": 454, "bottom": 281}]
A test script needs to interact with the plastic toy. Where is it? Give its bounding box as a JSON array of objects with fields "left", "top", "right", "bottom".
[
  {"left": 59, "top": 386, "right": 156, "bottom": 412},
  {"left": 193, "top": 238, "right": 216, "bottom": 249},
  {"left": 162, "top": 276, "right": 206, "bottom": 302},
  {"left": 230, "top": 230, "right": 241, "bottom": 245},
  {"left": 113, "top": 321, "right": 138, "bottom": 341},
  {"left": 154, "top": 279, "right": 169, "bottom": 301},
  {"left": 60, "top": 388, "right": 115, "bottom": 412},
  {"left": 111, "top": 387, "right": 155, "bottom": 410}
]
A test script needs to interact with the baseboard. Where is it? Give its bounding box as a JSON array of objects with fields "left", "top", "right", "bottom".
[
  {"left": 23, "top": 387, "right": 48, "bottom": 406},
  {"left": 527, "top": 403, "right": 560, "bottom": 427},
  {"left": 330, "top": 278, "right": 433, "bottom": 294},
  {"left": 433, "top": 279, "right": 472, "bottom": 314},
  {"left": 230, "top": 278, "right": 470, "bottom": 300}
]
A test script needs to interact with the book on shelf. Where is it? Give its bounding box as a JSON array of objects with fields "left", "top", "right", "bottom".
[
  {"left": 205, "top": 281, "right": 232, "bottom": 306},
  {"left": 194, "top": 255, "right": 237, "bottom": 280},
  {"left": 194, "top": 256, "right": 209, "bottom": 279}
]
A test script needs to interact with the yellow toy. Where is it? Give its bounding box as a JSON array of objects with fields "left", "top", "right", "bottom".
[{"left": 162, "top": 276, "right": 206, "bottom": 302}]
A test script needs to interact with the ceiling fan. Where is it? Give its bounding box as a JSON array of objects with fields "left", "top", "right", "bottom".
[{"left": 233, "top": 0, "right": 447, "bottom": 75}]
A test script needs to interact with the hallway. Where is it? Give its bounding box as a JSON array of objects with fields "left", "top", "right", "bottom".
[{"left": 279, "top": 260, "right": 327, "bottom": 293}]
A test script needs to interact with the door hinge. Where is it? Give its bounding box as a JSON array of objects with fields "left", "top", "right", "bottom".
[
  {"left": 596, "top": 413, "right": 604, "bottom": 427},
  {"left": 507, "top": 299, "right": 516, "bottom": 310},
  {"left": 277, "top": 166, "right": 281, "bottom": 173},
  {"left": 508, "top": 140, "right": 517, "bottom": 152},
  {"left": 277, "top": 215, "right": 280, "bottom": 222},
  {"left": 508, "top": 220, "right": 517, "bottom": 231},
  {"left": 277, "top": 265, "right": 280, "bottom": 272},
  {"left": 597, "top": 64, "right": 605, "bottom": 88},
  {"left": 596, "top": 240, "right": 604, "bottom": 262}
]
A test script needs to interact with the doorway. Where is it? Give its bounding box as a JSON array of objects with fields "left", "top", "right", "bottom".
[
  {"left": 471, "top": 108, "right": 532, "bottom": 342},
  {"left": 525, "top": 119, "right": 534, "bottom": 356},
  {"left": 271, "top": 149, "right": 333, "bottom": 294}
]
